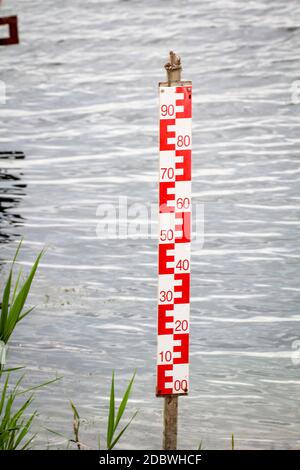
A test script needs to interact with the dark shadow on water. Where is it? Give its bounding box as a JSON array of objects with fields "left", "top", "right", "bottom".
[{"left": 0, "top": 151, "right": 26, "bottom": 249}]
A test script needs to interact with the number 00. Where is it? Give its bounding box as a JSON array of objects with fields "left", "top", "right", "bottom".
[{"left": 174, "top": 379, "right": 188, "bottom": 392}]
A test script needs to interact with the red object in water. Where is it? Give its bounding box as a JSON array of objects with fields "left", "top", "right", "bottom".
[{"left": 0, "top": 16, "right": 19, "bottom": 45}]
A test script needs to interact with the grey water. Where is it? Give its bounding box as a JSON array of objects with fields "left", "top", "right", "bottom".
[{"left": 0, "top": 0, "right": 300, "bottom": 449}]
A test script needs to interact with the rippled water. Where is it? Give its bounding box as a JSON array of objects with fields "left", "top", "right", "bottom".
[{"left": 1, "top": 0, "right": 300, "bottom": 449}]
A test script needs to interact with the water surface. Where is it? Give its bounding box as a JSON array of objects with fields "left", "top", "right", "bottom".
[{"left": 0, "top": 0, "right": 300, "bottom": 449}]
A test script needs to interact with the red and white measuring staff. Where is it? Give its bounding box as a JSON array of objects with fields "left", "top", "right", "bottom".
[{"left": 156, "top": 85, "right": 192, "bottom": 396}]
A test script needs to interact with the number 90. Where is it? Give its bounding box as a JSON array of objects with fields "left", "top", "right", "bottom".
[{"left": 161, "top": 104, "right": 174, "bottom": 117}]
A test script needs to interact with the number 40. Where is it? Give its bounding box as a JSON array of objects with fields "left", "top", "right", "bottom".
[{"left": 176, "top": 259, "right": 189, "bottom": 271}]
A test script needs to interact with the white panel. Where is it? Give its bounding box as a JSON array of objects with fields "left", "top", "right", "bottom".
[
  {"left": 174, "top": 243, "right": 191, "bottom": 274},
  {"left": 159, "top": 151, "right": 176, "bottom": 182},
  {"left": 172, "top": 363, "right": 189, "bottom": 394},
  {"left": 158, "top": 274, "right": 174, "bottom": 305},
  {"left": 175, "top": 118, "right": 192, "bottom": 150},
  {"left": 158, "top": 213, "right": 175, "bottom": 244},
  {"left": 157, "top": 334, "right": 174, "bottom": 365},
  {"left": 175, "top": 181, "right": 192, "bottom": 212},
  {"left": 159, "top": 87, "right": 176, "bottom": 120},
  {"left": 173, "top": 304, "right": 190, "bottom": 333}
]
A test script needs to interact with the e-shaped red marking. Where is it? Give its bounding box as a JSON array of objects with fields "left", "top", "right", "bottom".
[
  {"left": 158, "top": 304, "right": 174, "bottom": 335},
  {"left": 158, "top": 243, "right": 174, "bottom": 275},
  {"left": 156, "top": 364, "right": 173, "bottom": 395},
  {"left": 159, "top": 182, "right": 175, "bottom": 213},
  {"left": 0, "top": 16, "right": 19, "bottom": 46},
  {"left": 160, "top": 119, "right": 175, "bottom": 151},
  {"left": 175, "top": 212, "right": 191, "bottom": 242},
  {"left": 175, "top": 150, "right": 191, "bottom": 181},
  {"left": 173, "top": 333, "right": 189, "bottom": 364},
  {"left": 174, "top": 273, "right": 190, "bottom": 304},
  {"left": 176, "top": 87, "right": 192, "bottom": 119}
]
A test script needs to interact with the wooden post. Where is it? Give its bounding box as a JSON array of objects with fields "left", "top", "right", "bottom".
[
  {"left": 163, "top": 394, "right": 178, "bottom": 450},
  {"left": 162, "top": 51, "right": 181, "bottom": 451},
  {"left": 157, "top": 51, "right": 192, "bottom": 451}
]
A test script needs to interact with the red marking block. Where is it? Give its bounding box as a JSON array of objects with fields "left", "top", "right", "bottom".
[
  {"left": 176, "top": 87, "right": 192, "bottom": 119},
  {"left": 158, "top": 304, "right": 174, "bottom": 335},
  {"left": 175, "top": 150, "right": 191, "bottom": 181},
  {"left": 174, "top": 273, "right": 190, "bottom": 304},
  {"left": 156, "top": 364, "right": 173, "bottom": 395},
  {"left": 173, "top": 333, "right": 189, "bottom": 364},
  {"left": 0, "top": 16, "right": 19, "bottom": 46},
  {"left": 159, "top": 243, "right": 174, "bottom": 275},
  {"left": 159, "top": 181, "right": 175, "bottom": 213},
  {"left": 175, "top": 212, "right": 191, "bottom": 243},
  {"left": 160, "top": 119, "right": 175, "bottom": 151}
]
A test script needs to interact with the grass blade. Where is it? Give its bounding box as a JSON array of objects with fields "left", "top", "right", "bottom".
[
  {"left": 70, "top": 401, "right": 79, "bottom": 420},
  {"left": 0, "top": 374, "right": 10, "bottom": 416},
  {"left": 1, "top": 239, "right": 23, "bottom": 337},
  {"left": 4, "top": 250, "right": 43, "bottom": 343},
  {"left": 114, "top": 371, "right": 136, "bottom": 432},
  {"left": 0, "top": 271, "right": 12, "bottom": 341},
  {"left": 16, "top": 376, "right": 61, "bottom": 396},
  {"left": 109, "top": 411, "right": 138, "bottom": 450},
  {"left": 18, "top": 306, "right": 35, "bottom": 323},
  {"left": 11, "top": 269, "right": 22, "bottom": 305},
  {"left": 1, "top": 367, "right": 25, "bottom": 374},
  {"left": 198, "top": 440, "right": 204, "bottom": 450},
  {"left": 70, "top": 401, "right": 81, "bottom": 450},
  {"left": 106, "top": 371, "right": 115, "bottom": 449}
]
